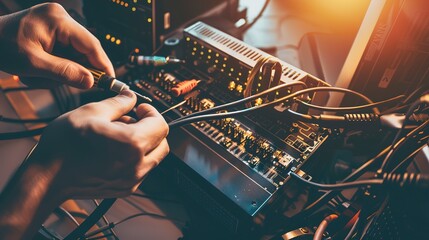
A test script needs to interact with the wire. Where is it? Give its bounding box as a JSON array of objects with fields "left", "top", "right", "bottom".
[
  {"left": 0, "top": 127, "right": 45, "bottom": 140},
  {"left": 64, "top": 198, "right": 116, "bottom": 240},
  {"left": 92, "top": 199, "right": 118, "bottom": 240},
  {"left": 86, "top": 233, "right": 114, "bottom": 240},
  {"left": 390, "top": 145, "right": 427, "bottom": 174},
  {"left": 0, "top": 115, "right": 56, "bottom": 123},
  {"left": 240, "top": 0, "right": 271, "bottom": 33},
  {"left": 54, "top": 207, "right": 80, "bottom": 226},
  {"left": 84, "top": 212, "right": 187, "bottom": 239},
  {"left": 116, "top": 212, "right": 186, "bottom": 226},
  {"left": 295, "top": 95, "right": 405, "bottom": 112},
  {"left": 172, "top": 81, "right": 306, "bottom": 122},
  {"left": 379, "top": 94, "right": 429, "bottom": 172},
  {"left": 290, "top": 172, "right": 383, "bottom": 191},
  {"left": 313, "top": 214, "right": 338, "bottom": 240},
  {"left": 169, "top": 86, "right": 377, "bottom": 128},
  {"left": 295, "top": 146, "right": 390, "bottom": 219},
  {"left": 40, "top": 225, "right": 61, "bottom": 240},
  {"left": 344, "top": 217, "right": 360, "bottom": 240},
  {"left": 1, "top": 87, "right": 41, "bottom": 93}
]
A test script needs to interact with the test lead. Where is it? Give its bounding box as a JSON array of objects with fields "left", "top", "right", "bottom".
[{"left": 88, "top": 68, "right": 152, "bottom": 103}]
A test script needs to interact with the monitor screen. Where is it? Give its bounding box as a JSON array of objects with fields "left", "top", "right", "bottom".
[{"left": 328, "top": 0, "right": 429, "bottom": 107}]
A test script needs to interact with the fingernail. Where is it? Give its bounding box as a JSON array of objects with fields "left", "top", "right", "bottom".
[{"left": 119, "top": 90, "right": 134, "bottom": 98}]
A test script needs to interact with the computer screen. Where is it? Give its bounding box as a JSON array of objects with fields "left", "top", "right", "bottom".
[{"left": 328, "top": 0, "right": 429, "bottom": 107}]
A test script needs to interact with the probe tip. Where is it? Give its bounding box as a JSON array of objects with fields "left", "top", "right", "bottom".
[{"left": 132, "top": 91, "right": 153, "bottom": 103}]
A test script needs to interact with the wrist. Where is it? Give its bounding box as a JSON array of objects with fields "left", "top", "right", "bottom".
[{"left": 0, "top": 150, "right": 66, "bottom": 239}]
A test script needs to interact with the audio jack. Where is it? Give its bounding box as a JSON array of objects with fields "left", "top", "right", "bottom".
[
  {"left": 88, "top": 68, "right": 152, "bottom": 103},
  {"left": 129, "top": 55, "right": 185, "bottom": 67}
]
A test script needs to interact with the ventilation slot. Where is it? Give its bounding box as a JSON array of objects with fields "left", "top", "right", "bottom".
[
  {"left": 283, "top": 68, "right": 292, "bottom": 76},
  {"left": 288, "top": 71, "right": 297, "bottom": 78},
  {"left": 243, "top": 49, "right": 252, "bottom": 57},
  {"left": 237, "top": 45, "right": 247, "bottom": 53},
  {"left": 292, "top": 73, "right": 301, "bottom": 80}
]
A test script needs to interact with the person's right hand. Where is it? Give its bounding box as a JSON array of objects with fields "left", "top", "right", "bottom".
[
  {"left": 0, "top": 3, "right": 114, "bottom": 89},
  {"left": 28, "top": 90, "right": 169, "bottom": 199}
]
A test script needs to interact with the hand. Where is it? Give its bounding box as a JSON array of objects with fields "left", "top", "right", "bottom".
[
  {"left": 30, "top": 90, "right": 170, "bottom": 199},
  {"left": 0, "top": 3, "right": 113, "bottom": 89}
]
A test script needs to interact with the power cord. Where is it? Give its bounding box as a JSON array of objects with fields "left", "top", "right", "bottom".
[
  {"left": 0, "top": 127, "right": 45, "bottom": 140},
  {"left": 169, "top": 86, "right": 379, "bottom": 128},
  {"left": 290, "top": 171, "right": 429, "bottom": 191},
  {"left": 295, "top": 95, "right": 405, "bottom": 113}
]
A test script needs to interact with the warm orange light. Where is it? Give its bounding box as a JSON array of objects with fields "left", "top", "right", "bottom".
[
  {"left": 116, "top": 39, "right": 121, "bottom": 45},
  {"left": 12, "top": 75, "right": 19, "bottom": 81}
]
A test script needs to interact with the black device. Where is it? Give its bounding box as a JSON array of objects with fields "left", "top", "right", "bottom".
[
  {"left": 328, "top": 0, "right": 429, "bottom": 108},
  {"left": 128, "top": 21, "right": 331, "bottom": 238},
  {"left": 83, "top": 0, "right": 230, "bottom": 60}
]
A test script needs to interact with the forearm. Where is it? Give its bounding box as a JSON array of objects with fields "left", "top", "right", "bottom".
[{"left": 0, "top": 153, "right": 65, "bottom": 239}]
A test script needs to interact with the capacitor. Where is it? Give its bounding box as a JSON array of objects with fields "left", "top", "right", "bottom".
[{"left": 171, "top": 79, "right": 201, "bottom": 97}]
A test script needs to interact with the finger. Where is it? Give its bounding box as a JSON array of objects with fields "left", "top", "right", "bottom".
[
  {"left": 79, "top": 90, "right": 137, "bottom": 121},
  {"left": 138, "top": 139, "right": 169, "bottom": 176},
  {"left": 116, "top": 116, "right": 137, "bottom": 124},
  {"left": 31, "top": 50, "right": 94, "bottom": 89},
  {"left": 129, "top": 104, "right": 169, "bottom": 151},
  {"left": 56, "top": 17, "right": 115, "bottom": 77}
]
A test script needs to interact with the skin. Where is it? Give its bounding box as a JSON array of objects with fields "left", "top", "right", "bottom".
[{"left": 0, "top": 3, "right": 169, "bottom": 239}]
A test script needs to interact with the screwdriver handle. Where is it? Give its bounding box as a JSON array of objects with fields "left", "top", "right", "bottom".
[{"left": 88, "top": 68, "right": 116, "bottom": 91}]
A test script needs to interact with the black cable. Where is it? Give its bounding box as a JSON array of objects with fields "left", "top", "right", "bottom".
[
  {"left": 1, "top": 87, "right": 40, "bottom": 93},
  {"left": 379, "top": 94, "right": 429, "bottom": 172},
  {"left": 63, "top": 198, "right": 116, "bottom": 240},
  {"left": 54, "top": 207, "right": 80, "bottom": 226},
  {"left": 291, "top": 171, "right": 429, "bottom": 192},
  {"left": 240, "top": 0, "right": 271, "bottom": 33},
  {"left": 295, "top": 95, "right": 405, "bottom": 112},
  {"left": 290, "top": 172, "right": 383, "bottom": 191},
  {"left": 92, "top": 199, "right": 118, "bottom": 240},
  {"left": 169, "top": 86, "right": 377, "bottom": 128},
  {"left": 84, "top": 212, "right": 187, "bottom": 239},
  {"left": 0, "top": 127, "right": 45, "bottom": 140},
  {"left": 86, "top": 233, "right": 114, "bottom": 240},
  {"left": 294, "top": 145, "right": 390, "bottom": 219},
  {"left": 40, "top": 225, "right": 61, "bottom": 240},
  {"left": 0, "top": 115, "right": 56, "bottom": 123},
  {"left": 390, "top": 145, "right": 427, "bottom": 174}
]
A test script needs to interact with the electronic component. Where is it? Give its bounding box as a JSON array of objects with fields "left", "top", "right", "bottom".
[
  {"left": 129, "top": 22, "right": 331, "bottom": 238},
  {"left": 171, "top": 79, "right": 200, "bottom": 97},
  {"left": 83, "top": 0, "right": 230, "bottom": 60},
  {"left": 129, "top": 55, "right": 185, "bottom": 67},
  {"left": 89, "top": 68, "right": 152, "bottom": 103}
]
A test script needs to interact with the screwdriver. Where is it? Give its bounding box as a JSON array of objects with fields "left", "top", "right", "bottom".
[{"left": 88, "top": 68, "right": 152, "bottom": 103}]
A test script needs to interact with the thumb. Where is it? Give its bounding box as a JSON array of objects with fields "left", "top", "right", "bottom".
[
  {"left": 79, "top": 90, "right": 137, "bottom": 121},
  {"left": 32, "top": 50, "right": 94, "bottom": 89}
]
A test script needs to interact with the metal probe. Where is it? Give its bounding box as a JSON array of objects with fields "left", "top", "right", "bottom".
[{"left": 88, "top": 68, "right": 152, "bottom": 103}]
